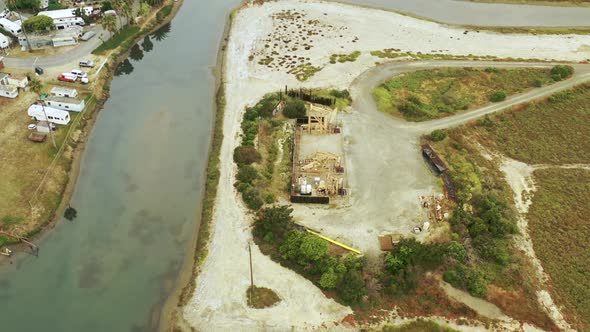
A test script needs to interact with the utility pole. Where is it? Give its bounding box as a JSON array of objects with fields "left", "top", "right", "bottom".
[
  {"left": 248, "top": 241, "right": 254, "bottom": 302},
  {"left": 39, "top": 99, "right": 57, "bottom": 149},
  {"left": 11, "top": 3, "right": 33, "bottom": 52}
]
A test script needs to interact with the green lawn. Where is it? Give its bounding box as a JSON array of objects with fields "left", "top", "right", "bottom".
[{"left": 374, "top": 67, "right": 555, "bottom": 121}]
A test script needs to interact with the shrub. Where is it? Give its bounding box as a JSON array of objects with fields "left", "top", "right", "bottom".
[
  {"left": 532, "top": 79, "right": 543, "bottom": 88},
  {"left": 429, "top": 129, "right": 447, "bottom": 142},
  {"left": 489, "top": 91, "right": 507, "bottom": 102},
  {"left": 338, "top": 270, "right": 367, "bottom": 305},
  {"left": 23, "top": 15, "right": 53, "bottom": 32},
  {"left": 443, "top": 266, "right": 465, "bottom": 288},
  {"left": 329, "top": 89, "right": 350, "bottom": 99},
  {"left": 237, "top": 165, "right": 258, "bottom": 184},
  {"left": 234, "top": 146, "right": 261, "bottom": 165},
  {"left": 243, "top": 187, "right": 263, "bottom": 210},
  {"left": 254, "top": 206, "right": 294, "bottom": 241},
  {"left": 284, "top": 99, "right": 306, "bottom": 118},
  {"left": 319, "top": 269, "right": 338, "bottom": 289},
  {"left": 484, "top": 67, "right": 499, "bottom": 73},
  {"left": 550, "top": 65, "right": 574, "bottom": 81},
  {"left": 446, "top": 241, "right": 467, "bottom": 261},
  {"left": 398, "top": 102, "right": 427, "bottom": 119},
  {"left": 466, "top": 268, "right": 488, "bottom": 297}
]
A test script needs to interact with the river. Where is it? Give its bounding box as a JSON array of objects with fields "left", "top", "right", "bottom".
[
  {"left": 0, "top": 0, "right": 588, "bottom": 331},
  {"left": 0, "top": 1, "right": 237, "bottom": 331}
]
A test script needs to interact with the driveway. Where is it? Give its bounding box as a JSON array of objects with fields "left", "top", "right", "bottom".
[{"left": 291, "top": 61, "right": 590, "bottom": 260}]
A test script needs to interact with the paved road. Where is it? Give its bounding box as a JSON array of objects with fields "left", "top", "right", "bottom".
[{"left": 3, "top": 26, "right": 111, "bottom": 70}]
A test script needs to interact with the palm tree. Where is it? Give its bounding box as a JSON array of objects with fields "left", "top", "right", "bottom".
[
  {"left": 28, "top": 77, "right": 43, "bottom": 93},
  {"left": 141, "top": 35, "right": 153, "bottom": 53},
  {"left": 145, "top": 0, "right": 164, "bottom": 5},
  {"left": 129, "top": 44, "right": 143, "bottom": 62},
  {"left": 101, "top": 15, "right": 118, "bottom": 36},
  {"left": 150, "top": 23, "right": 170, "bottom": 42}
]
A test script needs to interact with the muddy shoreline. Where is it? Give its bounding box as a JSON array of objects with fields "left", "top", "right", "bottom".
[{"left": 165, "top": 3, "right": 242, "bottom": 331}]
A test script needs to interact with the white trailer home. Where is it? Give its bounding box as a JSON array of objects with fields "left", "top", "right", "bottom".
[
  {"left": 0, "top": 84, "right": 17, "bottom": 98},
  {"left": 27, "top": 103, "right": 70, "bottom": 125},
  {"left": 0, "top": 18, "right": 22, "bottom": 36},
  {"left": 5, "top": 73, "right": 28, "bottom": 88},
  {"left": 0, "top": 33, "right": 10, "bottom": 49},
  {"left": 37, "top": 9, "right": 85, "bottom": 29},
  {"left": 50, "top": 86, "right": 78, "bottom": 98},
  {"left": 44, "top": 96, "right": 85, "bottom": 112}
]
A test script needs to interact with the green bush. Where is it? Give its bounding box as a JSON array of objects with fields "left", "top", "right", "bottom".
[
  {"left": 446, "top": 241, "right": 467, "bottom": 261},
  {"left": 429, "top": 129, "right": 447, "bottom": 142},
  {"left": 237, "top": 165, "right": 258, "bottom": 184},
  {"left": 550, "top": 65, "right": 574, "bottom": 81},
  {"left": 284, "top": 99, "right": 306, "bottom": 118},
  {"left": 466, "top": 268, "right": 488, "bottom": 297},
  {"left": 484, "top": 67, "right": 499, "bottom": 73},
  {"left": 254, "top": 206, "right": 294, "bottom": 241},
  {"left": 243, "top": 187, "right": 263, "bottom": 210},
  {"left": 23, "top": 15, "right": 53, "bottom": 32},
  {"left": 489, "top": 91, "right": 507, "bottom": 102},
  {"left": 233, "top": 146, "right": 261, "bottom": 165}
]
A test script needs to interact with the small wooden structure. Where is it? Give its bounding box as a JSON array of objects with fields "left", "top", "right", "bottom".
[
  {"left": 379, "top": 233, "right": 402, "bottom": 251},
  {"left": 302, "top": 103, "right": 337, "bottom": 134},
  {"left": 28, "top": 132, "right": 47, "bottom": 142}
]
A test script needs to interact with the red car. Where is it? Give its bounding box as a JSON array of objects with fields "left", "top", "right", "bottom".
[{"left": 57, "top": 74, "right": 76, "bottom": 83}]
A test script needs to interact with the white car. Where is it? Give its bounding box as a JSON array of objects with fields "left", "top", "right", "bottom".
[
  {"left": 70, "top": 69, "right": 87, "bottom": 78},
  {"left": 79, "top": 60, "right": 95, "bottom": 68}
]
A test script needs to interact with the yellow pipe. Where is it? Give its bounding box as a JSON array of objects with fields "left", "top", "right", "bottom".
[{"left": 305, "top": 229, "right": 361, "bottom": 255}]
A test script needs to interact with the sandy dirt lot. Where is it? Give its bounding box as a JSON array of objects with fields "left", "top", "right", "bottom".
[{"left": 183, "top": 0, "right": 590, "bottom": 330}]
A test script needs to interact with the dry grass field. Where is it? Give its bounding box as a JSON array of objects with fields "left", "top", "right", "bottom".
[
  {"left": 0, "top": 84, "right": 94, "bottom": 246},
  {"left": 527, "top": 168, "right": 590, "bottom": 331}
]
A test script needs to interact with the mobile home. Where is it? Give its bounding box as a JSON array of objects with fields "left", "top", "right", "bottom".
[
  {"left": 45, "top": 96, "right": 85, "bottom": 112},
  {"left": 0, "top": 18, "right": 22, "bottom": 36},
  {"left": 27, "top": 103, "right": 70, "bottom": 125},
  {"left": 37, "top": 9, "right": 85, "bottom": 29},
  {"left": 50, "top": 86, "right": 78, "bottom": 98},
  {"left": 0, "top": 84, "right": 17, "bottom": 98},
  {"left": 5, "top": 73, "right": 28, "bottom": 88},
  {"left": 0, "top": 33, "right": 10, "bottom": 49}
]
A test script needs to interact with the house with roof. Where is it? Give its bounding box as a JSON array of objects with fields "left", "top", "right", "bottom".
[
  {"left": 0, "top": 72, "right": 18, "bottom": 98},
  {"left": 51, "top": 86, "right": 78, "bottom": 98},
  {"left": 44, "top": 96, "right": 85, "bottom": 112}
]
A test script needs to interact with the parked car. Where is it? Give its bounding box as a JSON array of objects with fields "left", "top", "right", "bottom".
[
  {"left": 79, "top": 60, "right": 95, "bottom": 68},
  {"left": 70, "top": 69, "right": 87, "bottom": 78},
  {"left": 58, "top": 73, "right": 77, "bottom": 83}
]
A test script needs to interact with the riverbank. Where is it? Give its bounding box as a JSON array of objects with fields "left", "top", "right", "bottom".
[
  {"left": 164, "top": 3, "right": 238, "bottom": 331},
  {"left": 0, "top": 1, "right": 185, "bottom": 260}
]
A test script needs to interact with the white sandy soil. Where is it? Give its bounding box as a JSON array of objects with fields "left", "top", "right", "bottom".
[{"left": 183, "top": 0, "right": 590, "bottom": 330}]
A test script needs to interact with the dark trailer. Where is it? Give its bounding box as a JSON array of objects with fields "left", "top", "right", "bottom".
[{"left": 422, "top": 144, "right": 448, "bottom": 175}]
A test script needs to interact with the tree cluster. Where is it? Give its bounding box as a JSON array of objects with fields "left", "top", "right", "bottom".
[
  {"left": 253, "top": 206, "right": 367, "bottom": 305},
  {"left": 23, "top": 15, "right": 53, "bottom": 32}
]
